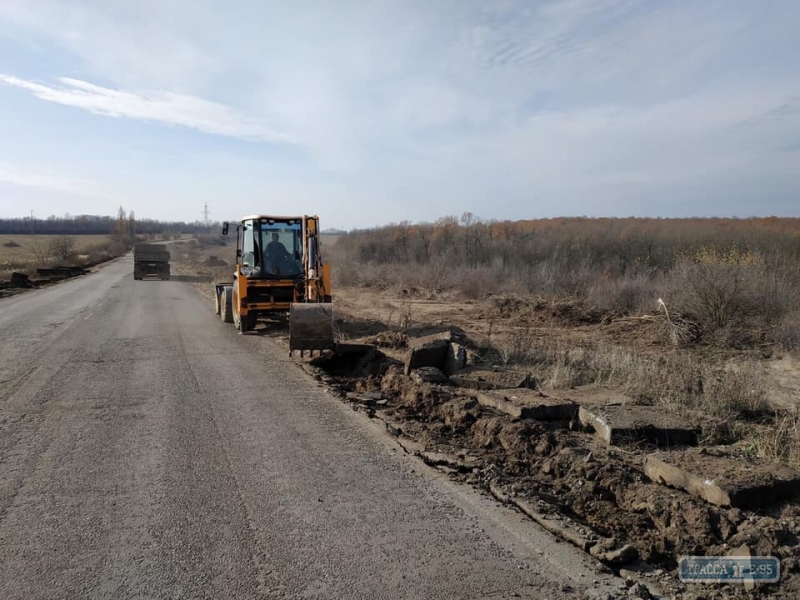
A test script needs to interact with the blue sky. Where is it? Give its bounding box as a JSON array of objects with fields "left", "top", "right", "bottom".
[{"left": 0, "top": 0, "right": 798, "bottom": 229}]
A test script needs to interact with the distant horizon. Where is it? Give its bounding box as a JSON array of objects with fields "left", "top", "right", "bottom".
[{"left": 2, "top": 210, "right": 800, "bottom": 233}]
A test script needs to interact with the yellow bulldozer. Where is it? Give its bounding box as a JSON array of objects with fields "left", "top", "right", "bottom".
[{"left": 214, "top": 214, "right": 334, "bottom": 355}]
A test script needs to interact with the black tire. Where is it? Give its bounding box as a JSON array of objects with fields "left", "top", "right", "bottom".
[
  {"left": 220, "top": 286, "right": 234, "bottom": 323},
  {"left": 233, "top": 290, "right": 254, "bottom": 333},
  {"left": 240, "top": 311, "right": 256, "bottom": 332}
]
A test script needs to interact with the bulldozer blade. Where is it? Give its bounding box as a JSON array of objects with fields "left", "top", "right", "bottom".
[{"left": 290, "top": 303, "right": 335, "bottom": 355}]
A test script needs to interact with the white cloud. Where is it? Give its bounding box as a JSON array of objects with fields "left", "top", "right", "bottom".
[
  {"left": 0, "top": 162, "right": 107, "bottom": 198},
  {"left": 0, "top": 75, "right": 294, "bottom": 143}
]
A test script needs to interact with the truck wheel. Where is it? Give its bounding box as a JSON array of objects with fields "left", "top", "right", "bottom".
[
  {"left": 220, "top": 286, "right": 234, "bottom": 323},
  {"left": 214, "top": 289, "right": 221, "bottom": 315}
]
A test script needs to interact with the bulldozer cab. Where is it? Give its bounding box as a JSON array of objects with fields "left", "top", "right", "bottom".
[{"left": 238, "top": 217, "right": 305, "bottom": 278}]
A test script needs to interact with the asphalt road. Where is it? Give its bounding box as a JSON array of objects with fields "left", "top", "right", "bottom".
[{"left": 0, "top": 255, "right": 620, "bottom": 599}]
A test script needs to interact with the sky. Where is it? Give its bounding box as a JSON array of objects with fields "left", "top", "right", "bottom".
[{"left": 0, "top": 0, "right": 798, "bottom": 230}]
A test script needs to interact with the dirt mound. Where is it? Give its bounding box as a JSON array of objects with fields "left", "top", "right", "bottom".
[
  {"left": 436, "top": 398, "right": 480, "bottom": 432},
  {"left": 381, "top": 366, "right": 452, "bottom": 416},
  {"left": 201, "top": 255, "right": 228, "bottom": 267},
  {"left": 307, "top": 319, "right": 800, "bottom": 598},
  {"left": 550, "top": 298, "right": 606, "bottom": 324}
]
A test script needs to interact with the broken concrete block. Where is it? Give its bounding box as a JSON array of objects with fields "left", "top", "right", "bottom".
[
  {"left": 553, "top": 385, "right": 633, "bottom": 406},
  {"left": 593, "top": 544, "right": 639, "bottom": 566},
  {"left": 475, "top": 389, "right": 578, "bottom": 421},
  {"left": 444, "top": 343, "right": 467, "bottom": 376},
  {"left": 408, "top": 330, "right": 455, "bottom": 346},
  {"left": 728, "top": 544, "right": 756, "bottom": 591},
  {"left": 10, "top": 272, "right": 33, "bottom": 288},
  {"left": 578, "top": 404, "right": 698, "bottom": 447},
  {"left": 449, "top": 366, "right": 533, "bottom": 390},
  {"left": 512, "top": 496, "right": 597, "bottom": 553},
  {"left": 410, "top": 367, "right": 448, "bottom": 384},
  {"left": 403, "top": 333, "right": 453, "bottom": 375},
  {"left": 645, "top": 448, "right": 800, "bottom": 508}
]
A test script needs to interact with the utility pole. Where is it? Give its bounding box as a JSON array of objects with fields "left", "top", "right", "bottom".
[{"left": 203, "top": 203, "right": 210, "bottom": 228}]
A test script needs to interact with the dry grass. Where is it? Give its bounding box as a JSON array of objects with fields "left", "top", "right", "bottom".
[
  {"left": 748, "top": 414, "right": 800, "bottom": 466},
  {"left": 0, "top": 234, "right": 124, "bottom": 279},
  {"left": 472, "top": 311, "right": 800, "bottom": 461},
  {"left": 330, "top": 218, "right": 800, "bottom": 352}
]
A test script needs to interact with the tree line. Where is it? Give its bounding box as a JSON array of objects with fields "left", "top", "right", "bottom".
[
  {"left": 333, "top": 214, "right": 800, "bottom": 276},
  {"left": 0, "top": 210, "right": 220, "bottom": 236}
]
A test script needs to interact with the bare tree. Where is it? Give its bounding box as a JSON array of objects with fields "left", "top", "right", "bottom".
[
  {"left": 49, "top": 235, "right": 77, "bottom": 264},
  {"left": 31, "top": 239, "right": 53, "bottom": 265}
]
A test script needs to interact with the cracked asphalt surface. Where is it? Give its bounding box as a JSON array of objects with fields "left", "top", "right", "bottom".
[{"left": 0, "top": 255, "right": 619, "bottom": 599}]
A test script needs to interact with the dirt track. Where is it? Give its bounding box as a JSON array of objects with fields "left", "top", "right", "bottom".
[{"left": 0, "top": 253, "right": 626, "bottom": 599}]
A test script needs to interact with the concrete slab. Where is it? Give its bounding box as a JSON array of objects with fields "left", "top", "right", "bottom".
[
  {"left": 403, "top": 331, "right": 455, "bottom": 375},
  {"left": 578, "top": 404, "right": 698, "bottom": 447},
  {"left": 551, "top": 385, "right": 634, "bottom": 406},
  {"left": 449, "top": 366, "right": 533, "bottom": 391},
  {"left": 645, "top": 448, "right": 800, "bottom": 508},
  {"left": 475, "top": 389, "right": 578, "bottom": 421},
  {"left": 404, "top": 340, "right": 448, "bottom": 375}
]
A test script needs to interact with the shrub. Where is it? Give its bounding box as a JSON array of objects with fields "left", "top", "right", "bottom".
[
  {"left": 48, "top": 235, "right": 77, "bottom": 264},
  {"left": 587, "top": 275, "right": 650, "bottom": 314},
  {"left": 774, "top": 313, "right": 800, "bottom": 352},
  {"left": 330, "top": 217, "right": 800, "bottom": 348}
]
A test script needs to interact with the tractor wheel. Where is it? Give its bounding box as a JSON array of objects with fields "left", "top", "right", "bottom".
[
  {"left": 214, "top": 289, "right": 221, "bottom": 315},
  {"left": 240, "top": 311, "right": 256, "bottom": 332},
  {"left": 233, "top": 290, "right": 241, "bottom": 331},
  {"left": 220, "top": 286, "right": 234, "bottom": 323},
  {"left": 233, "top": 291, "right": 254, "bottom": 333}
]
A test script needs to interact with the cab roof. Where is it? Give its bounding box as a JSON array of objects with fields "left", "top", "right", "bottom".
[{"left": 240, "top": 215, "right": 317, "bottom": 222}]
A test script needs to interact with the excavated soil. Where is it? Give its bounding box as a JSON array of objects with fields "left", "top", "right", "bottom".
[{"left": 307, "top": 342, "right": 800, "bottom": 600}]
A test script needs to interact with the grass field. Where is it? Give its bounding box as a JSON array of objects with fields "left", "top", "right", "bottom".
[{"left": 0, "top": 234, "right": 121, "bottom": 279}]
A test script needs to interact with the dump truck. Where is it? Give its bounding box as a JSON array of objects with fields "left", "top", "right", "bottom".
[
  {"left": 214, "top": 215, "right": 334, "bottom": 355},
  {"left": 133, "top": 244, "right": 171, "bottom": 280}
]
